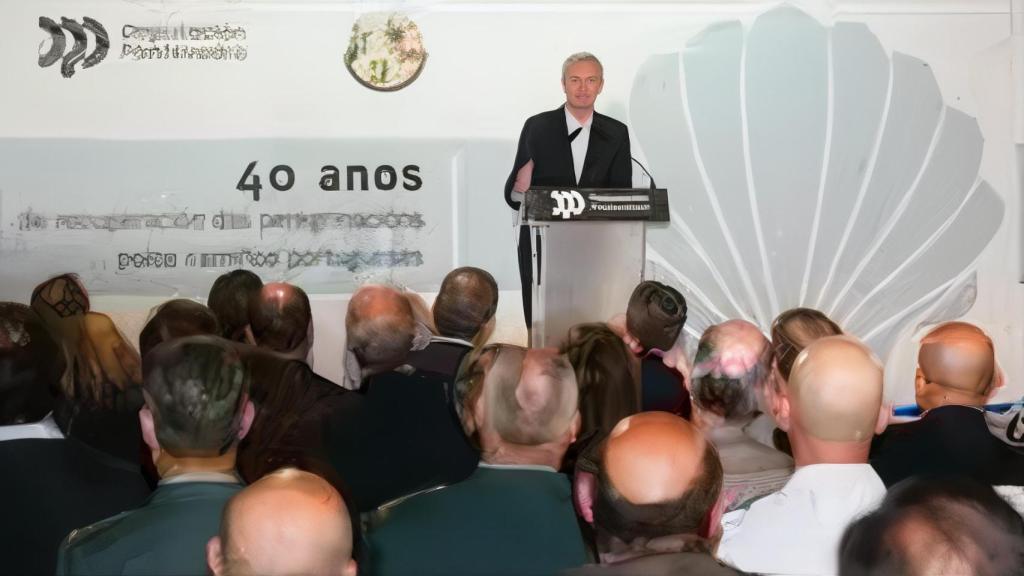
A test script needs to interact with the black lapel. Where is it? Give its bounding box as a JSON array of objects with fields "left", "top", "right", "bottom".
[
  {"left": 555, "top": 105, "right": 578, "bottom": 186},
  {"left": 580, "top": 114, "right": 610, "bottom": 188}
]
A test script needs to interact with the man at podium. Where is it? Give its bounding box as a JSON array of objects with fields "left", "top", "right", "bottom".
[{"left": 504, "top": 52, "right": 632, "bottom": 329}]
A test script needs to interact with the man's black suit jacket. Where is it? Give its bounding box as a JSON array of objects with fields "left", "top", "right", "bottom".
[
  {"left": 870, "top": 404, "right": 1024, "bottom": 487},
  {"left": 504, "top": 106, "right": 632, "bottom": 209},
  {"left": 0, "top": 437, "right": 151, "bottom": 575}
]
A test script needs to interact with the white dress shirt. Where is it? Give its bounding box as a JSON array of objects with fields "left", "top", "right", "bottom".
[
  {"left": 717, "top": 463, "right": 886, "bottom": 576},
  {"left": 565, "top": 106, "right": 592, "bottom": 185},
  {"left": 0, "top": 412, "right": 64, "bottom": 442}
]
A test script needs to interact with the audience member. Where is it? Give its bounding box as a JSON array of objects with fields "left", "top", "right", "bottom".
[
  {"left": 405, "top": 267, "right": 498, "bottom": 381},
  {"left": 690, "top": 320, "right": 793, "bottom": 510},
  {"left": 208, "top": 269, "right": 264, "bottom": 342},
  {"left": 567, "top": 412, "right": 737, "bottom": 575},
  {"left": 0, "top": 303, "right": 151, "bottom": 575},
  {"left": 327, "top": 283, "right": 477, "bottom": 513},
  {"left": 246, "top": 282, "right": 314, "bottom": 362},
  {"left": 560, "top": 322, "right": 641, "bottom": 448},
  {"left": 839, "top": 476, "right": 1024, "bottom": 576},
  {"left": 57, "top": 336, "right": 254, "bottom": 575},
  {"left": 871, "top": 321, "right": 1024, "bottom": 486},
  {"left": 207, "top": 468, "right": 357, "bottom": 576},
  {"left": 139, "top": 299, "right": 220, "bottom": 358},
  {"left": 717, "top": 335, "right": 888, "bottom": 575},
  {"left": 366, "top": 344, "right": 587, "bottom": 576},
  {"left": 611, "top": 280, "right": 692, "bottom": 417}
]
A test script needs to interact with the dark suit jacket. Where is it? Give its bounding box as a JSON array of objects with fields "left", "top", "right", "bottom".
[
  {"left": 326, "top": 369, "right": 479, "bottom": 514},
  {"left": 504, "top": 106, "right": 632, "bottom": 209},
  {"left": 0, "top": 437, "right": 151, "bottom": 576},
  {"left": 57, "top": 480, "right": 242, "bottom": 575},
  {"left": 870, "top": 404, "right": 1024, "bottom": 487},
  {"left": 367, "top": 466, "right": 589, "bottom": 576}
]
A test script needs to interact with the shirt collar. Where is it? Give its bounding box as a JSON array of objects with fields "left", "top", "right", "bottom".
[
  {"left": 564, "top": 106, "right": 592, "bottom": 133},
  {"left": 0, "top": 412, "right": 64, "bottom": 442},
  {"left": 783, "top": 463, "right": 882, "bottom": 493},
  {"left": 159, "top": 470, "right": 242, "bottom": 486},
  {"left": 478, "top": 462, "right": 558, "bottom": 474}
]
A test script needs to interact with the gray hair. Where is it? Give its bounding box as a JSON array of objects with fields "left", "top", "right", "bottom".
[{"left": 562, "top": 52, "right": 603, "bottom": 80}]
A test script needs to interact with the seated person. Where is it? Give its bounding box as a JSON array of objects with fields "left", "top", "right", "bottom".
[
  {"left": 245, "top": 282, "right": 315, "bottom": 363},
  {"left": 871, "top": 321, "right": 1024, "bottom": 486},
  {"left": 0, "top": 303, "right": 150, "bottom": 575},
  {"left": 58, "top": 336, "right": 254, "bottom": 575},
  {"left": 366, "top": 344, "right": 588, "bottom": 576},
  {"left": 840, "top": 476, "right": 1024, "bottom": 576},
  {"left": 690, "top": 320, "right": 793, "bottom": 511},
  {"left": 327, "top": 284, "right": 476, "bottom": 513},
  {"left": 560, "top": 323, "right": 641, "bottom": 464},
  {"left": 139, "top": 299, "right": 220, "bottom": 357},
  {"left": 405, "top": 266, "right": 499, "bottom": 381},
  {"left": 568, "top": 412, "right": 738, "bottom": 575},
  {"left": 207, "top": 468, "right": 357, "bottom": 576},
  {"left": 611, "top": 280, "right": 692, "bottom": 418},
  {"left": 207, "top": 269, "right": 263, "bottom": 342},
  {"left": 717, "top": 336, "right": 888, "bottom": 576},
  {"left": 754, "top": 307, "right": 844, "bottom": 453}
]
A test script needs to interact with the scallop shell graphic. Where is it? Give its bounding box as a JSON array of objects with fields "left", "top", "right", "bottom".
[
  {"left": 344, "top": 12, "right": 427, "bottom": 91},
  {"left": 630, "top": 6, "right": 1003, "bottom": 359}
]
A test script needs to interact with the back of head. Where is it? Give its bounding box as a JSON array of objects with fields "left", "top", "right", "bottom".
[
  {"left": 30, "top": 273, "right": 90, "bottom": 319},
  {"left": 487, "top": 347, "right": 579, "bottom": 447},
  {"left": 691, "top": 320, "right": 770, "bottom": 424},
  {"left": 916, "top": 322, "right": 996, "bottom": 407},
  {"left": 786, "top": 335, "right": 883, "bottom": 444},
  {"left": 560, "top": 323, "right": 640, "bottom": 438},
  {"left": 433, "top": 267, "right": 498, "bottom": 342},
  {"left": 626, "top": 281, "right": 687, "bottom": 352},
  {"left": 345, "top": 285, "right": 416, "bottom": 373},
  {"left": 139, "top": 299, "right": 220, "bottom": 358},
  {"left": 142, "top": 335, "right": 249, "bottom": 456},
  {"left": 0, "top": 302, "right": 64, "bottom": 425},
  {"left": 840, "top": 476, "right": 1024, "bottom": 576},
  {"left": 771, "top": 308, "right": 842, "bottom": 381},
  {"left": 248, "top": 283, "right": 312, "bottom": 355},
  {"left": 210, "top": 468, "right": 356, "bottom": 576},
  {"left": 593, "top": 412, "right": 723, "bottom": 545},
  {"left": 208, "top": 270, "right": 264, "bottom": 342}
]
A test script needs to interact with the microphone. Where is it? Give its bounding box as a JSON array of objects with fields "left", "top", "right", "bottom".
[{"left": 631, "top": 157, "right": 657, "bottom": 190}]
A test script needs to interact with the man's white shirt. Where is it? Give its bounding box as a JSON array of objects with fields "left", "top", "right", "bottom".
[
  {"left": 0, "top": 412, "right": 63, "bottom": 442},
  {"left": 717, "top": 463, "right": 886, "bottom": 576},
  {"left": 565, "top": 106, "right": 592, "bottom": 186}
]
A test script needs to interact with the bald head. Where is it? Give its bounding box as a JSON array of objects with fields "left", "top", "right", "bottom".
[
  {"left": 345, "top": 285, "right": 416, "bottom": 373},
  {"left": 917, "top": 322, "right": 996, "bottom": 407},
  {"left": 786, "top": 336, "right": 883, "bottom": 443},
  {"left": 482, "top": 346, "right": 579, "bottom": 446},
  {"left": 593, "top": 412, "right": 723, "bottom": 544},
  {"left": 209, "top": 468, "right": 356, "bottom": 576},
  {"left": 248, "top": 282, "right": 312, "bottom": 357},
  {"left": 692, "top": 320, "right": 770, "bottom": 423}
]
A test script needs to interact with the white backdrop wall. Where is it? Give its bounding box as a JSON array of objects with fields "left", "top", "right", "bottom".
[{"left": 0, "top": 0, "right": 1019, "bottom": 404}]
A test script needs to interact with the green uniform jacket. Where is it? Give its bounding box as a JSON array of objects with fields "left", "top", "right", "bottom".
[
  {"left": 56, "top": 481, "right": 242, "bottom": 575},
  {"left": 367, "top": 465, "right": 589, "bottom": 576}
]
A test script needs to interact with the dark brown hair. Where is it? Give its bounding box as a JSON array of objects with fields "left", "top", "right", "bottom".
[{"left": 770, "top": 308, "right": 842, "bottom": 381}]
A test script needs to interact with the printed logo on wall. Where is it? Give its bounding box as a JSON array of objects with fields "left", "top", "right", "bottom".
[
  {"left": 344, "top": 12, "right": 426, "bottom": 91},
  {"left": 551, "top": 190, "right": 586, "bottom": 219},
  {"left": 38, "top": 16, "right": 108, "bottom": 78}
]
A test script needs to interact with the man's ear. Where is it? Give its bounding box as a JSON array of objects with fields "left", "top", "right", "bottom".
[
  {"left": 573, "top": 471, "right": 598, "bottom": 525},
  {"left": 988, "top": 362, "right": 1005, "bottom": 399},
  {"left": 242, "top": 325, "right": 256, "bottom": 346},
  {"left": 569, "top": 411, "right": 582, "bottom": 444},
  {"left": 343, "top": 559, "right": 358, "bottom": 576},
  {"left": 237, "top": 399, "right": 255, "bottom": 440},
  {"left": 875, "top": 402, "right": 891, "bottom": 435},
  {"left": 206, "top": 536, "right": 225, "bottom": 576},
  {"left": 411, "top": 322, "right": 432, "bottom": 352},
  {"left": 139, "top": 405, "right": 160, "bottom": 454},
  {"left": 772, "top": 387, "right": 791, "bottom": 432},
  {"left": 914, "top": 367, "right": 927, "bottom": 398}
]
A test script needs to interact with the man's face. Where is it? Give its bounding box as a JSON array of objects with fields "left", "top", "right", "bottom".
[{"left": 562, "top": 60, "right": 604, "bottom": 112}]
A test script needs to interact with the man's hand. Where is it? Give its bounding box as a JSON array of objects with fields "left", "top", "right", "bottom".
[{"left": 513, "top": 159, "right": 534, "bottom": 193}]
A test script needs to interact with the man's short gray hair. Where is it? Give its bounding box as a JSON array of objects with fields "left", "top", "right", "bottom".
[{"left": 562, "top": 52, "right": 603, "bottom": 80}]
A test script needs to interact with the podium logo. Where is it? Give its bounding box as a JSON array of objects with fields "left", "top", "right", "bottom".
[
  {"left": 38, "top": 16, "right": 109, "bottom": 78},
  {"left": 551, "top": 190, "right": 585, "bottom": 219}
]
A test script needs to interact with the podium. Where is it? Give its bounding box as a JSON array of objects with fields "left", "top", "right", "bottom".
[{"left": 522, "top": 187, "right": 670, "bottom": 347}]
